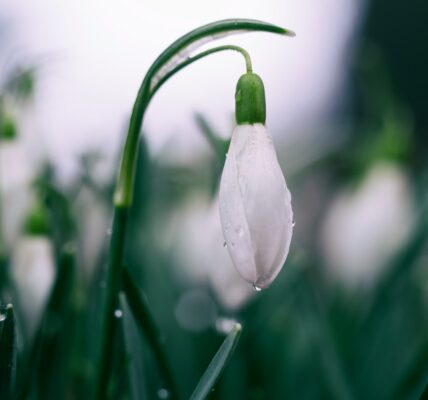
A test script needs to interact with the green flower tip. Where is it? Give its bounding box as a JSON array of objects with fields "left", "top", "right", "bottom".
[
  {"left": 24, "top": 203, "right": 50, "bottom": 236},
  {"left": 234, "top": 323, "right": 242, "bottom": 333},
  {"left": 0, "top": 117, "right": 17, "bottom": 141},
  {"left": 235, "top": 72, "right": 266, "bottom": 125}
]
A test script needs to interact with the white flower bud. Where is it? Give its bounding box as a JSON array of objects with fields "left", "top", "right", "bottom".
[
  {"left": 219, "top": 123, "right": 293, "bottom": 289},
  {"left": 12, "top": 236, "right": 55, "bottom": 335}
]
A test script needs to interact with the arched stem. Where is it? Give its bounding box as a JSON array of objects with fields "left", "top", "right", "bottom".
[
  {"left": 113, "top": 45, "right": 252, "bottom": 209},
  {"left": 150, "top": 45, "right": 253, "bottom": 101}
]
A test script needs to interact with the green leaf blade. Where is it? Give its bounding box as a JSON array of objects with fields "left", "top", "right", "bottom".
[
  {"left": 0, "top": 304, "right": 15, "bottom": 400},
  {"left": 119, "top": 292, "right": 148, "bottom": 400},
  {"left": 189, "top": 323, "right": 242, "bottom": 400}
]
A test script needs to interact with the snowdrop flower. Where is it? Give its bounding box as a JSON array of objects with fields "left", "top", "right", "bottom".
[
  {"left": 0, "top": 125, "right": 33, "bottom": 251},
  {"left": 321, "top": 162, "right": 414, "bottom": 288},
  {"left": 12, "top": 235, "right": 55, "bottom": 336},
  {"left": 11, "top": 203, "right": 55, "bottom": 336},
  {"left": 219, "top": 73, "right": 294, "bottom": 289}
]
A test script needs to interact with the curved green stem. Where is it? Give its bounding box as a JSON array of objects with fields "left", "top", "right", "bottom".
[
  {"left": 150, "top": 45, "right": 253, "bottom": 100},
  {"left": 96, "top": 18, "right": 294, "bottom": 400}
]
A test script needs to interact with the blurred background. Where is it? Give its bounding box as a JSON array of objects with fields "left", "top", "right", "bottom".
[{"left": 0, "top": 0, "right": 428, "bottom": 399}]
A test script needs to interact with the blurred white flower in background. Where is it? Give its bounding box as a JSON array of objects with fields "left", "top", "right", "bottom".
[
  {"left": 75, "top": 186, "right": 110, "bottom": 278},
  {"left": 167, "top": 195, "right": 253, "bottom": 311},
  {"left": 11, "top": 235, "right": 55, "bottom": 335},
  {"left": 174, "top": 289, "right": 217, "bottom": 332},
  {"left": 0, "top": 138, "right": 34, "bottom": 250},
  {"left": 321, "top": 162, "right": 415, "bottom": 288}
]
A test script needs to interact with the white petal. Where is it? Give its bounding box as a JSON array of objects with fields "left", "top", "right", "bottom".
[{"left": 219, "top": 124, "right": 293, "bottom": 288}]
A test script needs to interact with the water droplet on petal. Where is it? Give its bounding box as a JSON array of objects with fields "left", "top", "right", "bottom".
[
  {"left": 157, "top": 388, "right": 170, "bottom": 399},
  {"left": 236, "top": 227, "right": 245, "bottom": 237},
  {"left": 223, "top": 242, "right": 228, "bottom": 248},
  {"left": 114, "top": 309, "right": 123, "bottom": 318},
  {"left": 252, "top": 284, "right": 262, "bottom": 292},
  {"left": 239, "top": 176, "right": 247, "bottom": 194},
  {"left": 292, "top": 219, "right": 296, "bottom": 227},
  {"left": 0, "top": 313, "right": 6, "bottom": 322}
]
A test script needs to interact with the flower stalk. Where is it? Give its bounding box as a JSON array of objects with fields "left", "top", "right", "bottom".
[{"left": 95, "top": 19, "right": 294, "bottom": 400}]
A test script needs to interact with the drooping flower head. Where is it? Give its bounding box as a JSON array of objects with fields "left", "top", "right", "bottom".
[{"left": 219, "top": 72, "right": 293, "bottom": 289}]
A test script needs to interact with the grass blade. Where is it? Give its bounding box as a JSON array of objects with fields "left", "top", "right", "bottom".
[
  {"left": 419, "top": 378, "right": 428, "bottom": 400},
  {"left": 119, "top": 292, "right": 147, "bottom": 400},
  {"left": 189, "top": 323, "right": 242, "bottom": 400},
  {"left": 0, "top": 304, "right": 15, "bottom": 400},
  {"left": 95, "top": 207, "right": 129, "bottom": 400},
  {"left": 392, "top": 343, "right": 428, "bottom": 400},
  {"left": 122, "top": 267, "right": 178, "bottom": 399},
  {"left": 194, "top": 113, "right": 228, "bottom": 162}
]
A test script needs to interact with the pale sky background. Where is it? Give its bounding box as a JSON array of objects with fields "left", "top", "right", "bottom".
[{"left": 1, "top": 0, "right": 361, "bottom": 180}]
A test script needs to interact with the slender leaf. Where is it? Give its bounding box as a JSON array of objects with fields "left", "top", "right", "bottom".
[
  {"left": 95, "top": 208, "right": 129, "bottom": 400},
  {"left": 119, "top": 292, "right": 148, "bottom": 400},
  {"left": 194, "top": 113, "right": 229, "bottom": 162},
  {"left": 122, "top": 267, "right": 178, "bottom": 399},
  {"left": 420, "top": 372, "right": 428, "bottom": 400},
  {"left": 0, "top": 304, "right": 15, "bottom": 400},
  {"left": 392, "top": 343, "right": 428, "bottom": 400},
  {"left": 189, "top": 323, "right": 242, "bottom": 400}
]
